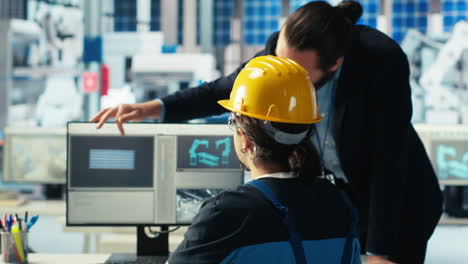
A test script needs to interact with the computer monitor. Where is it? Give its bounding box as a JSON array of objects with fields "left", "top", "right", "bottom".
[
  {"left": 2, "top": 127, "right": 67, "bottom": 184},
  {"left": 66, "top": 122, "right": 243, "bottom": 258},
  {"left": 414, "top": 124, "right": 468, "bottom": 185}
]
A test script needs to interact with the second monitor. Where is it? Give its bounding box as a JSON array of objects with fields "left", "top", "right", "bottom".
[
  {"left": 3, "top": 127, "right": 66, "bottom": 184},
  {"left": 67, "top": 122, "right": 243, "bottom": 226}
]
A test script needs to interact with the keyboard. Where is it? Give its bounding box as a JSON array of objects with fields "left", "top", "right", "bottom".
[{"left": 105, "top": 253, "right": 168, "bottom": 264}]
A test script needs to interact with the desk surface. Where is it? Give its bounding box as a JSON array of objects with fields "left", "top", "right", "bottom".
[
  {"left": 439, "top": 213, "right": 468, "bottom": 225},
  {"left": 0, "top": 200, "right": 65, "bottom": 216},
  {"left": 0, "top": 254, "right": 110, "bottom": 264}
]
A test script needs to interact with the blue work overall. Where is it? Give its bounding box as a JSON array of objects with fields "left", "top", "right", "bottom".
[{"left": 220, "top": 179, "right": 362, "bottom": 264}]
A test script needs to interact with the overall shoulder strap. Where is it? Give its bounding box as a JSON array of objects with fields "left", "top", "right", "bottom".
[
  {"left": 247, "top": 179, "right": 307, "bottom": 264},
  {"left": 339, "top": 191, "right": 360, "bottom": 264}
]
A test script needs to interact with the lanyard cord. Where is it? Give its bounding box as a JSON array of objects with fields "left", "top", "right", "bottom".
[{"left": 315, "top": 82, "right": 337, "bottom": 176}]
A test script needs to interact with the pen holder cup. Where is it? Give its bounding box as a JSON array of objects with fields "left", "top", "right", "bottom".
[{"left": 1, "top": 231, "right": 28, "bottom": 264}]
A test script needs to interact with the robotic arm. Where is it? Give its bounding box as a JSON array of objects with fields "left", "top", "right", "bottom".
[
  {"left": 400, "top": 29, "right": 444, "bottom": 122},
  {"left": 419, "top": 21, "right": 468, "bottom": 111},
  {"left": 215, "top": 137, "right": 232, "bottom": 165},
  {"left": 189, "top": 139, "right": 209, "bottom": 166}
]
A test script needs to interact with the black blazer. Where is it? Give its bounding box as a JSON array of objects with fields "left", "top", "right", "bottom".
[{"left": 162, "top": 25, "right": 443, "bottom": 263}]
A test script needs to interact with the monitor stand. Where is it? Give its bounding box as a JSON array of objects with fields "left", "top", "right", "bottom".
[{"left": 105, "top": 226, "right": 170, "bottom": 264}]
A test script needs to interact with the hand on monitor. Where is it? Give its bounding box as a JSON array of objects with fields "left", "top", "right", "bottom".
[{"left": 89, "top": 100, "right": 162, "bottom": 136}]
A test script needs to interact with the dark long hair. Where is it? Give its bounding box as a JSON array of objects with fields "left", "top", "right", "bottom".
[
  {"left": 235, "top": 115, "right": 322, "bottom": 179},
  {"left": 284, "top": 1, "right": 363, "bottom": 71}
]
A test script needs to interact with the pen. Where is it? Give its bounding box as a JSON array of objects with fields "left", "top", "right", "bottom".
[
  {"left": 24, "top": 211, "right": 28, "bottom": 225},
  {"left": 27, "top": 215, "right": 39, "bottom": 231},
  {"left": 7, "top": 216, "right": 12, "bottom": 232}
]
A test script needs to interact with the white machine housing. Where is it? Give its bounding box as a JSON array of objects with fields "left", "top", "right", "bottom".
[
  {"left": 103, "top": 32, "right": 164, "bottom": 90},
  {"left": 132, "top": 53, "right": 218, "bottom": 89}
]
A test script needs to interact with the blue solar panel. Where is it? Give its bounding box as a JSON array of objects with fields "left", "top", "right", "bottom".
[
  {"left": 290, "top": 0, "right": 328, "bottom": 13},
  {"left": 392, "top": 0, "right": 429, "bottom": 42},
  {"left": 213, "top": 0, "right": 234, "bottom": 45},
  {"left": 114, "top": 0, "right": 137, "bottom": 32},
  {"left": 289, "top": 0, "right": 378, "bottom": 28},
  {"left": 178, "top": 0, "right": 184, "bottom": 44},
  {"left": 356, "top": 0, "right": 379, "bottom": 28},
  {"left": 442, "top": 0, "right": 468, "bottom": 32},
  {"left": 150, "top": 0, "right": 161, "bottom": 31},
  {"left": 244, "top": 0, "right": 281, "bottom": 45}
]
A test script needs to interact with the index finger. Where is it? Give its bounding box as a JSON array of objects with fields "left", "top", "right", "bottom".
[
  {"left": 89, "top": 108, "right": 109, "bottom": 122},
  {"left": 96, "top": 108, "right": 117, "bottom": 129}
]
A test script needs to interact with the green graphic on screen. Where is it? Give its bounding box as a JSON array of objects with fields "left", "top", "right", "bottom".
[{"left": 177, "top": 136, "right": 239, "bottom": 169}]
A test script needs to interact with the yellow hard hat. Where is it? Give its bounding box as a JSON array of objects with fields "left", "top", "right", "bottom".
[{"left": 218, "top": 55, "right": 322, "bottom": 124}]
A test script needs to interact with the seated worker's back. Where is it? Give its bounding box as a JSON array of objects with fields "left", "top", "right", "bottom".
[{"left": 168, "top": 174, "right": 359, "bottom": 264}]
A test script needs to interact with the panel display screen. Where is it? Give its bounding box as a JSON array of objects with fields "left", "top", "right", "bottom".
[
  {"left": 176, "top": 135, "right": 240, "bottom": 169},
  {"left": 430, "top": 140, "right": 468, "bottom": 180},
  {"left": 69, "top": 136, "right": 154, "bottom": 188},
  {"left": 89, "top": 149, "right": 135, "bottom": 170}
]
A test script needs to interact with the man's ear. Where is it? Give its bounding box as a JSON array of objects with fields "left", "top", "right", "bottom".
[{"left": 329, "top": 57, "right": 344, "bottom": 72}]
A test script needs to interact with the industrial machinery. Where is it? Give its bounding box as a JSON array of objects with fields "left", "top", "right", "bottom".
[
  {"left": 102, "top": 32, "right": 164, "bottom": 91},
  {"left": 402, "top": 21, "right": 468, "bottom": 124},
  {"left": 100, "top": 32, "right": 218, "bottom": 109},
  {"left": 35, "top": 76, "right": 83, "bottom": 127},
  {"left": 405, "top": 21, "right": 468, "bottom": 217},
  {"left": 419, "top": 21, "right": 468, "bottom": 124},
  {"left": 131, "top": 53, "right": 219, "bottom": 103},
  {"left": 0, "top": 6, "right": 83, "bottom": 130},
  {"left": 0, "top": 19, "right": 43, "bottom": 130}
]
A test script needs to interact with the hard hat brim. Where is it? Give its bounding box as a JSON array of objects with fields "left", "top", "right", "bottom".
[{"left": 218, "top": 100, "right": 322, "bottom": 124}]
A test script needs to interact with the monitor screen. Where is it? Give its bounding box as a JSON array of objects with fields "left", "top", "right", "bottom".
[
  {"left": 67, "top": 123, "right": 243, "bottom": 226},
  {"left": 176, "top": 135, "right": 238, "bottom": 170},
  {"left": 69, "top": 136, "right": 154, "bottom": 188},
  {"left": 414, "top": 124, "right": 468, "bottom": 185},
  {"left": 3, "top": 127, "right": 66, "bottom": 184},
  {"left": 430, "top": 140, "right": 468, "bottom": 180}
]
